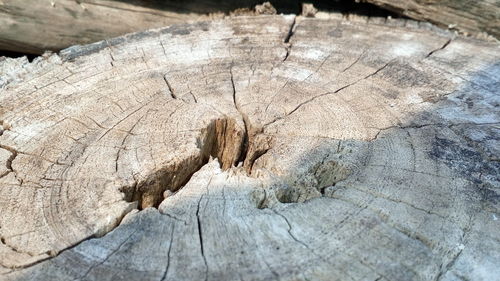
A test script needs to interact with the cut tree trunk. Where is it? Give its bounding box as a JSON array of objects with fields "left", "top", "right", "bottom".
[
  {"left": 1, "top": 14, "right": 499, "bottom": 281},
  {"left": 362, "top": 0, "right": 500, "bottom": 38}
]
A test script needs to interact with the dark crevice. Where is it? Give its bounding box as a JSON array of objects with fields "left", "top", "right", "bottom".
[
  {"left": 341, "top": 50, "right": 366, "bottom": 73},
  {"left": 246, "top": 147, "right": 270, "bottom": 173},
  {"left": 121, "top": 66, "right": 274, "bottom": 209},
  {"left": 230, "top": 65, "right": 273, "bottom": 173},
  {"left": 426, "top": 38, "right": 452, "bottom": 58},
  {"left": 284, "top": 16, "right": 296, "bottom": 44},
  {"left": 283, "top": 47, "right": 291, "bottom": 62},
  {"left": 163, "top": 76, "right": 177, "bottom": 99},
  {"left": 296, "top": 0, "right": 403, "bottom": 18},
  {"left": 189, "top": 91, "right": 198, "bottom": 103},
  {"left": 160, "top": 223, "right": 176, "bottom": 281},
  {"left": 121, "top": 117, "right": 245, "bottom": 209},
  {"left": 0, "top": 236, "right": 35, "bottom": 257},
  {"left": 320, "top": 183, "right": 334, "bottom": 195},
  {"left": 0, "top": 50, "right": 38, "bottom": 62},
  {"left": 0, "top": 144, "right": 19, "bottom": 182},
  {"left": 4, "top": 148, "right": 17, "bottom": 172},
  {"left": 196, "top": 194, "right": 209, "bottom": 281},
  {"left": 256, "top": 189, "right": 269, "bottom": 209},
  {"left": 282, "top": 16, "right": 296, "bottom": 62},
  {"left": 230, "top": 65, "right": 249, "bottom": 166}
]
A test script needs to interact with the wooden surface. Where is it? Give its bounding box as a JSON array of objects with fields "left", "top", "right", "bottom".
[
  {"left": 363, "top": 0, "right": 500, "bottom": 38},
  {"left": 0, "top": 0, "right": 256, "bottom": 54},
  {"left": 1, "top": 0, "right": 499, "bottom": 55},
  {"left": 1, "top": 14, "right": 499, "bottom": 281}
]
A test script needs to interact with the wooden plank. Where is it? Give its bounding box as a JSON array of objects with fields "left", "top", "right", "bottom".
[
  {"left": 0, "top": 0, "right": 257, "bottom": 54},
  {"left": 363, "top": 0, "right": 500, "bottom": 38},
  {"left": 1, "top": 0, "right": 498, "bottom": 55}
]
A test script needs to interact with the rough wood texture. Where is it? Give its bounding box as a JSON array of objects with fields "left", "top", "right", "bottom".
[
  {"left": 362, "top": 0, "right": 500, "bottom": 38},
  {"left": 0, "top": 0, "right": 254, "bottom": 54},
  {"left": 2, "top": 0, "right": 499, "bottom": 55},
  {"left": 1, "top": 14, "right": 499, "bottom": 281}
]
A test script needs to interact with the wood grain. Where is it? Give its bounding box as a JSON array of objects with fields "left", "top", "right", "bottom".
[
  {"left": 362, "top": 0, "right": 500, "bottom": 38},
  {"left": 0, "top": 14, "right": 499, "bottom": 281},
  {"left": 0, "top": 0, "right": 253, "bottom": 54}
]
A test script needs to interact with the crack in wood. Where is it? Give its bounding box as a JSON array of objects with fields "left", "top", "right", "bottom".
[
  {"left": 271, "top": 209, "right": 331, "bottom": 265},
  {"left": 433, "top": 215, "right": 472, "bottom": 281},
  {"left": 160, "top": 223, "right": 176, "bottom": 281},
  {"left": 196, "top": 177, "right": 212, "bottom": 281},
  {"left": 119, "top": 113, "right": 256, "bottom": 209},
  {"left": 425, "top": 38, "right": 452, "bottom": 58},
  {"left": 282, "top": 16, "right": 296, "bottom": 62},
  {"left": 163, "top": 76, "right": 177, "bottom": 99},
  {"left": 76, "top": 229, "right": 138, "bottom": 281},
  {"left": 264, "top": 60, "right": 394, "bottom": 128},
  {"left": 229, "top": 64, "right": 249, "bottom": 165},
  {"left": 0, "top": 144, "right": 19, "bottom": 183},
  {"left": 2, "top": 14, "right": 498, "bottom": 280}
]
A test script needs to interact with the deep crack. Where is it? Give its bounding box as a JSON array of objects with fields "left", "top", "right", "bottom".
[
  {"left": 160, "top": 223, "right": 176, "bottom": 281},
  {"left": 196, "top": 194, "right": 209, "bottom": 281},
  {"left": 230, "top": 64, "right": 250, "bottom": 165},
  {"left": 425, "top": 38, "right": 452, "bottom": 58},
  {"left": 284, "top": 16, "right": 296, "bottom": 44},
  {"left": 0, "top": 144, "right": 18, "bottom": 181},
  {"left": 121, "top": 117, "right": 245, "bottom": 209},
  {"left": 230, "top": 64, "right": 272, "bottom": 174},
  {"left": 163, "top": 75, "right": 177, "bottom": 99},
  {"left": 282, "top": 16, "right": 296, "bottom": 62},
  {"left": 121, "top": 66, "right": 275, "bottom": 209}
]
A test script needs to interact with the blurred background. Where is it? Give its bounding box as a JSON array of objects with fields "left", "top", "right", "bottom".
[{"left": 0, "top": 0, "right": 498, "bottom": 60}]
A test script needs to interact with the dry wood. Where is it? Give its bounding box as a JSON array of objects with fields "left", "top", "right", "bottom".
[
  {"left": 0, "top": 14, "right": 499, "bottom": 281},
  {"left": 362, "top": 0, "right": 500, "bottom": 38},
  {"left": 0, "top": 0, "right": 254, "bottom": 54},
  {"left": 2, "top": 0, "right": 499, "bottom": 54}
]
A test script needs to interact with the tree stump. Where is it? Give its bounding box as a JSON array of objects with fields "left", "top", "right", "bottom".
[{"left": 1, "top": 14, "right": 499, "bottom": 281}]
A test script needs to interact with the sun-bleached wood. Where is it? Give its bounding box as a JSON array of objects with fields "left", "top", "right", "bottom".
[
  {"left": 1, "top": 14, "right": 499, "bottom": 281},
  {"left": 0, "top": 0, "right": 287, "bottom": 54},
  {"left": 0, "top": 0, "right": 232, "bottom": 54},
  {"left": 363, "top": 0, "right": 500, "bottom": 38}
]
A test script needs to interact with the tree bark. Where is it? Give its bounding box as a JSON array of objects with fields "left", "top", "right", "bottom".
[
  {"left": 1, "top": 14, "right": 499, "bottom": 281},
  {"left": 362, "top": 0, "right": 500, "bottom": 38}
]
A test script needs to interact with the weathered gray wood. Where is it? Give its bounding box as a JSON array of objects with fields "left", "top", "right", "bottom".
[
  {"left": 362, "top": 0, "right": 500, "bottom": 38},
  {"left": 2, "top": 0, "right": 499, "bottom": 55},
  {"left": 0, "top": 0, "right": 262, "bottom": 54},
  {"left": 1, "top": 14, "right": 499, "bottom": 281}
]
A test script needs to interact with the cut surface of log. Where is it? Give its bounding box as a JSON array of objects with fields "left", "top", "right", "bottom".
[{"left": 0, "top": 14, "right": 499, "bottom": 281}]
